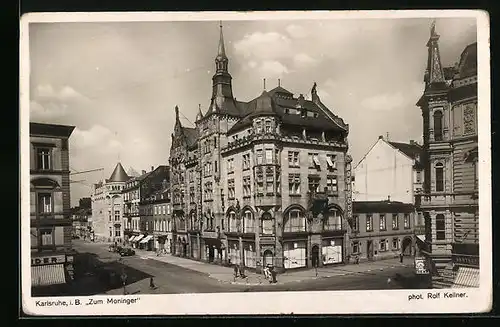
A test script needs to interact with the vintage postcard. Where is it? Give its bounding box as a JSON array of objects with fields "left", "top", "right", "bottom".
[{"left": 20, "top": 10, "right": 491, "bottom": 315}]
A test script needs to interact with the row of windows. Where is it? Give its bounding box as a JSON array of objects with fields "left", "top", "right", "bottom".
[
  {"left": 108, "top": 227, "right": 121, "bottom": 237},
  {"left": 351, "top": 214, "right": 411, "bottom": 232},
  {"left": 153, "top": 219, "right": 173, "bottom": 232},
  {"left": 153, "top": 204, "right": 171, "bottom": 215},
  {"left": 351, "top": 238, "right": 400, "bottom": 254}
]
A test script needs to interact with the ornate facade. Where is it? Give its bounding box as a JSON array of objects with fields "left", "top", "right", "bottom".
[
  {"left": 416, "top": 22, "right": 479, "bottom": 285},
  {"left": 169, "top": 24, "right": 352, "bottom": 271}
]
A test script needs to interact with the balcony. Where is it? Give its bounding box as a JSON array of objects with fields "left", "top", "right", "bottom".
[
  {"left": 254, "top": 194, "right": 281, "bottom": 207},
  {"left": 452, "top": 254, "right": 479, "bottom": 268},
  {"left": 420, "top": 192, "right": 479, "bottom": 208}
]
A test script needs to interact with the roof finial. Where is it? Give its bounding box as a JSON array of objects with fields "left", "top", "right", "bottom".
[
  {"left": 278, "top": 78, "right": 281, "bottom": 87},
  {"left": 175, "top": 105, "right": 179, "bottom": 120},
  {"left": 217, "top": 21, "right": 226, "bottom": 58},
  {"left": 386, "top": 132, "right": 390, "bottom": 141},
  {"left": 263, "top": 78, "right": 266, "bottom": 91},
  {"left": 430, "top": 19, "right": 437, "bottom": 37}
]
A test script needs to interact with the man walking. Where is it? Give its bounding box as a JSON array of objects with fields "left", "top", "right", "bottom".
[{"left": 149, "top": 277, "right": 156, "bottom": 290}]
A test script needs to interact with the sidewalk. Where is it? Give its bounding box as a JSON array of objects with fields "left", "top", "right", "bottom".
[{"left": 135, "top": 248, "right": 413, "bottom": 286}]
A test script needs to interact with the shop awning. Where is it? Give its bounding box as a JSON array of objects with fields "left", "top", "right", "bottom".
[
  {"left": 140, "top": 235, "right": 153, "bottom": 244},
  {"left": 129, "top": 236, "right": 136, "bottom": 242},
  {"left": 313, "top": 157, "right": 320, "bottom": 166},
  {"left": 416, "top": 235, "right": 426, "bottom": 242},
  {"left": 326, "top": 157, "right": 335, "bottom": 168},
  {"left": 32, "top": 264, "right": 66, "bottom": 287},
  {"left": 451, "top": 267, "right": 480, "bottom": 288},
  {"left": 134, "top": 234, "right": 144, "bottom": 242}
]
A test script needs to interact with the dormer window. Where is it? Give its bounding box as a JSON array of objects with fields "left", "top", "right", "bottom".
[{"left": 265, "top": 120, "right": 272, "bottom": 133}]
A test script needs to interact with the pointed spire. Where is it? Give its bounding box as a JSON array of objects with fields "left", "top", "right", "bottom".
[
  {"left": 109, "top": 162, "right": 129, "bottom": 182},
  {"left": 426, "top": 20, "right": 445, "bottom": 84},
  {"left": 217, "top": 21, "right": 227, "bottom": 59},
  {"left": 175, "top": 105, "right": 180, "bottom": 121}
]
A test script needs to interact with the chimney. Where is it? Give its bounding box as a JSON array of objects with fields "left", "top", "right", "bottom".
[
  {"left": 151, "top": 166, "right": 154, "bottom": 171},
  {"left": 378, "top": 135, "right": 384, "bottom": 140},
  {"left": 387, "top": 195, "right": 391, "bottom": 202},
  {"left": 141, "top": 170, "right": 146, "bottom": 175},
  {"left": 410, "top": 140, "right": 415, "bottom": 145}
]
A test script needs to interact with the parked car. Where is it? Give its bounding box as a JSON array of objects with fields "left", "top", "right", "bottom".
[{"left": 119, "top": 248, "right": 135, "bottom": 257}]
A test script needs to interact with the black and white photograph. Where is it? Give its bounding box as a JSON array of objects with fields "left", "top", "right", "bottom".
[{"left": 20, "top": 10, "right": 491, "bottom": 315}]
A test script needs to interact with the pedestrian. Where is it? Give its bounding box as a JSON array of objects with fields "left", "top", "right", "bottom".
[
  {"left": 149, "top": 277, "right": 155, "bottom": 289},
  {"left": 270, "top": 266, "right": 277, "bottom": 284},
  {"left": 355, "top": 254, "right": 360, "bottom": 264},
  {"left": 399, "top": 252, "right": 404, "bottom": 263},
  {"left": 233, "top": 264, "right": 239, "bottom": 279}
]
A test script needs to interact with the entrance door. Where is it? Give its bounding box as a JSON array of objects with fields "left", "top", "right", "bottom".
[
  {"left": 311, "top": 245, "right": 320, "bottom": 268},
  {"left": 263, "top": 250, "right": 273, "bottom": 267},
  {"left": 367, "top": 240, "right": 374, "bottom": 260},
  {"left": 208, "top": 246, "right": 215, "bottom": 262}
]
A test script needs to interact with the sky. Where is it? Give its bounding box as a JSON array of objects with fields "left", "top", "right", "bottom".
[{"left": 28, "top": 16, "right": 477, "bottom": 207}]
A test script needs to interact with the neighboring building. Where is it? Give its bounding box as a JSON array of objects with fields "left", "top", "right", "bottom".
[
  {"left": 415, "top": 23, "right": 479, "bottom": 288},
  {"left": 90, "top": 163, "right": 130, "bottom": 243},
  {"left": 30, "top": 122, "right": 75, "bottom": 291},
  {"left": 351, "top": 201, "right": 415, "bottom": 261},
  {"left": 169, "top": 24, "right": 352, "bottom": 271},
  {"left": 126, "top": 165, "right": 169, "bottom": 249},
  {"left": 71, "top": 206, "right": 92, "bottom": 239},
  {"left": 148, "top": 186, "right": 172, "bottom": 253},
  {"left": 353, "top": 135, "right": 424, "bottom": 204}
]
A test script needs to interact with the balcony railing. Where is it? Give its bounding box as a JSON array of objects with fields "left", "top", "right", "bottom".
[{"left": 452, "top": 253, "right": 479, "bottom": 268}]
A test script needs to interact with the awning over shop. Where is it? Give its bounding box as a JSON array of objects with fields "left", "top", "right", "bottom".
[
  {"left": 313, "top": 157, "right": 320, "bottom": 166},
  {"left": 326, "top": 157, "right": 335, "bottom": 168},
  {"left": 134, "top": 234, "right": 144, "bottom": 242},
  {"left": 416, "top": 235, "right": 426, "bottom": 243},
  {"left": 32, "top": 264, "right": 66, "bottom": 287},
  {"left": 129, "top": 236, "right": 136, "bottom": 242},
  {"left": 140, "top": 235, "right": 153, "bottom": 244},
  {"left": 451, "top": 267, "right": 480, "bottom": 288}
]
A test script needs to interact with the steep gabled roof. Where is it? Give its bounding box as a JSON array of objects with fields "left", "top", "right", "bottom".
[
  {"left": 108, "top": 162, "right": 130, "bottom": 182},
  {"left": 182, "top": 127, "right": 199, "bottom": 148},
  {"left": 227, "top": 90, "right": 348, "bottom": 134},
  {"left": 388, "top": 141, "right": 423, "bottom": 160}
]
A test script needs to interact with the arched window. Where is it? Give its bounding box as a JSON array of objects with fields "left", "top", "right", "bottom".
[
  {"left": 228, "top": 211, "right": 237, "bottom": 232},
  {"left": 324, "top": 207, "right": 342, "bottom": 231},
  {"left": 435, "top": 162, "right": 444, "bottom": 192},
  {"left": 433, "top": 110, "right": 443, "bottom": 141},
  {"left": 284, "top": 209, "right": 306, "bottom": 233},
  {"left": 243, "top": 210, "right": 255, "bottom": 233},
  {"left": 261, "top": 212, "right": 275, "bottom": 235},
  {"left": 435, "top": 214, "right": 445, "bottom": 240}
]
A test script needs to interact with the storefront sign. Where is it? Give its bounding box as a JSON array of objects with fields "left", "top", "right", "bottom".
[
  {"left": 31, "top": 254, "right": 66, "bottom": 266},
  {"left": 415, "top": 256, "right": 429, "bottom": 275},
  {"left": 345, "top": 157, "right": 353, "bottom": 226}
]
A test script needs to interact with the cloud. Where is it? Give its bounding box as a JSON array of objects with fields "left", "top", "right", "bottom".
[
  {"left": 293, "top": 53, "right": 318, "bottom": 68},
  {"left": 285, "top": 24, "right": 308, "bottom": 38},
  {"left": 71, "top": 125, "right": 123, "bottom": 152},
  {"left": 30, "top": 100, "right": 68, "bottom": 119},
  {"left": 233, "top": 32, "right": 293, "bottom": 60},
  {"left": 360, "top": 92, "right": 407, "bottom": 112},
  {"left": 258, "top": 60, "right": 289, "bottom": 77},
  {"left": 35, "top": 84, "right": 85, "bottom": 101}
]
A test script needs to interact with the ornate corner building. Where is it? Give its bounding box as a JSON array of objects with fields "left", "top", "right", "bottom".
[
  {"left": 169, "top": 24, "right": 352, "bottom": 272},
  {"left": 416, "top": 23, "right": 478, "bottom": 287}
]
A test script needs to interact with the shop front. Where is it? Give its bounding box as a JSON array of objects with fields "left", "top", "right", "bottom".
[
  {"left": 243, "top": 241, "right": 257, "bottom": 268},
  {"left": 190, "top": 234, "right": 199, "bottom": 259},
  {"left": 321, "top": 237, "right": 343, "bottom": 265},
  {"left": 131, "top": 234, "right": 144, "bottom": 248},
  {"left": 204, "top": 238, "right": 223, "bottom": 263},
  {"left": 283, "top": 241, "right": 307, "bottom": 269},
  {"left": 140, "top": 235, "right": 154, "bottom": 251},
  {"left": 228, "top": 239, "right": 241, "bottom": 265},
  {"left": 31, "top": 252, "right": 74, "bottom": 295}
]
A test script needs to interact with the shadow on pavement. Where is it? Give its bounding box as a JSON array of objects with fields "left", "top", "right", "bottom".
[{"left": 49, "top": 251, "right": 154, "bottom": 297}]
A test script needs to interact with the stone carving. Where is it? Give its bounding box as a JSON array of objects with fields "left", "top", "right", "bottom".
[{"left": 463, "top": 103, "right": 476, "bottom": 135}]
